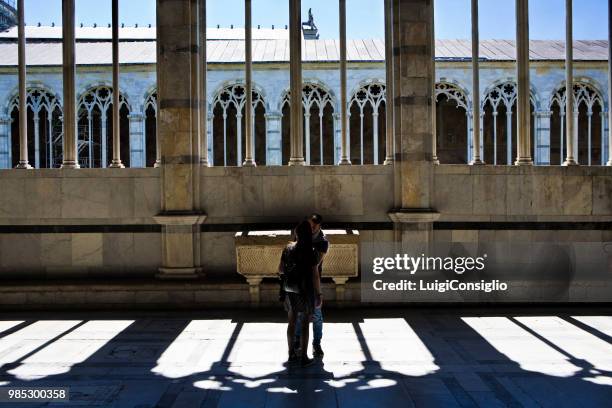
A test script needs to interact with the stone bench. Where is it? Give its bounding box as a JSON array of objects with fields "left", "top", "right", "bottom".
[{"left": 235, "top": 229, "right": 360, "bottom": 304}]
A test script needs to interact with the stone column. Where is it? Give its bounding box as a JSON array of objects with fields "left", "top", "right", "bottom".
[
  {"left": 470, "top": 0, "right": 484, "bottom": 164},
  {"left": 207, "top": 112, "right": 213, "bottom": 165},
  {"left": 333, "top": 112, "right": 341, "bottom": 163},
  {"left": 243, "top": 0, "right": 255, "bottom": 166},
  {"left": 33, "top": 114, "right": 40, "bottom": 168},
  {"left": 492, "top": 111, "right": 498, "bottom": 164},
  {"left": 109, "top": 0, "right": 124, "bottom": 168},
  {"left": 587, "top": 109, "right": 593, "bottom": 165},
  {"left": 154, "top": 0, "right": 206, "bottom": 279},
  {"left": 265, "top": 112, "right": 282, "bottom": 165},
  {"left": 388, "top": 0, "right": 439, "bottom": 242},
  {"left": 339, "top": 0, "right": 351, "bottom": 165},
  {"left": 288, "top": 0, "right": 305, "bottom": 165},
  {"left": 236, "top": 112, "right": 243, "bottom": 165},
  {"left": 199, "top": 0, "right": 208, "bottom": 166},
  {"left": 101, "top": 112, "right": 108, "bottom": 168},
  {"left": 506, "top": 109, "right": 513, "bottom": 165},
  {"left": 373, "top": 111, "right": 379, "bottom": 165},
  {"left": 304, "top": 112, "right": 311, "bottom": 164},
  {"left": 61, "top": 0, "right": 79, "bottom": 168},
  {"left": 535, "top": 110, "right": 551, "bottom": 165},
  {"left": 515, "top": 0, "right": 533, "bottom": 165},
  {"left": 0, "top": 116, "right": 10, "bottom": 168},
  {"left": 563, "top": 0, "right": 578, "bottom": 165},
  {"left": 16, "top": 0, "right": 31, "bottom": 169},
  {"left": 88, "top": 114, "right": 93, "bottom": 167},
  {"left": 602, "top": 110, "right": 609, "bottom": 165},
  {"left": 608, "top": 0, "right": 612, "bottom": 165},
  {"left": 128, "top": 112, "right": 145, "bottom": 167},
  {"left": 384, "top": 0, "right": 394, "bottom": 165}
]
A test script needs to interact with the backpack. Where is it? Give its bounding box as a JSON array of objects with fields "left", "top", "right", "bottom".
[{"left": 281, "top": 246, "right": 301, "bottom": 294}]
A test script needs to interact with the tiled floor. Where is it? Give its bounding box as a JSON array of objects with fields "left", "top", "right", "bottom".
[{"left": 0, "top": 308, "right": 611, "bottom": 407}]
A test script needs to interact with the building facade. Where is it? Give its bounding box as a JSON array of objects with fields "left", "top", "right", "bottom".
[{"left": 0, "top": 26, "right": 609, "bottom": 170}]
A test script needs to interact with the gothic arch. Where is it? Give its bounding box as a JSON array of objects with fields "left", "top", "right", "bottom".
[
  {"left": 434, "top": 81, "right": 470, "bottom": 164},
  {"left": 7, "top": 86, "right": 63, "bottom": 168},
  {"left": 210, "top": 82, "right": 267, "bottom": 166},
  {"left": 349, "top": 80, "right": 387, "bottom": 165},
  {"left": 280, "top": 82, "right": 337, "bottom": 165},
  {"left": 548, "top": 80, "right": 605, "bottom": 165},
  {"left": 76, "top": 85, "right": 131, "bottom": 168}
]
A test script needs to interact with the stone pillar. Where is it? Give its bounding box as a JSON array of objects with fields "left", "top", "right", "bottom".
[
  {"left": 515, "top": 0, "right": 533, "bottom": 165},
  {"left": 470, "top": 0, "right": 483, "bottom": 164},
  {"left": 506, "top": 110, "right": 513, "bottom": 165},
  {"left": 333, "top": 112, "right": 341, "bottom": 163},
  {"left": 207, "top": 112, "right": 213, "bottom": 165},
  {"left": 16, "top": 0, "right": 31, "bottom": 169},
  {"left": 265, "top": 112, "right": 282, "bottom": 165},
  {"left": 535, "top": 110, "right": 551, "bottom": 165},
  {"left": 288, "top": 0, "right": 305, "bottom": 165},
  {"left": 563, "top": 0, "right": 578, "bottom": 165},
  {"left": 388, "top": 0, "right": 439, "bottom": 242},
  {"left": 199, "top": 0, "right": 209, "bottom": 166},
  {"left": 603, "top": 110, "right": 609, "bottom": 165},
  {"left": 339, "top": 0, "right": 351, "bottom": 165},
  {"left": 109, "top": 0, "right": 124, "bottom": 168},
  {"left": 384, "top": 0, "right": 394, "bottom": 165},
  {"left": 243, "top": 0, "right": 255, "bottom": 166},
  {"left": 608, "top": 0, "right": 612, "bottom": 165},
  {"left": 128, "top": 113, "right": 145, "bottom": 167},
  {"left": 373, "top": 111, "right": 379, "bottom": 165},
  {"left": 154, "top": 0, "right": 206, "bottom": 279},
  {"left": 61, "top": 0, "right": 79, "bottom": 168},
  {"left": 33, "top": 114, "right": 40, "bottom": 168},
  {"left": 0, "top": 116, "right": 10, "bottom": 168},
  {"left": 304, "top": 112, "right": 311, "bottom": 164},
  {"left": 101, "top": 112, "right": 108, "bottom": 168}
]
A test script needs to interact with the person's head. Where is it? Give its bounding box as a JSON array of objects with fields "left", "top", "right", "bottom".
[
  {"left": 294, "top": 220, "right": 313, "bottom": 245},
  {"left": 308, "top": 213, "right": 323, "bottom": 234}
]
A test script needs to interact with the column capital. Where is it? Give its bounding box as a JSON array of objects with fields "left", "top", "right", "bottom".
[
  {"left": 535, "top": 110, "right": 553, "bottom": 118},
  {"left": 264, "top": 111, "right": 282, "bottom": 119}
]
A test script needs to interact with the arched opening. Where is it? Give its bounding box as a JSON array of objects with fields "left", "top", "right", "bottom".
[
  {"left": 8, "top": 88, "right": 63, "bottom": 168},
  {"left": 211, "top": 84, "right": 267, "bottom": 166},
  {"left": 435, "top": 82, "right": 468, "bottom": 164},
  {"left": 144, "top": 92, "right": 157, "bottom": 167},
  {"left": 349, "top": 82, "right": 386, "bottom": 165},
  {"left": 281, "top": 83, "right": 336, "bottom": 165}
]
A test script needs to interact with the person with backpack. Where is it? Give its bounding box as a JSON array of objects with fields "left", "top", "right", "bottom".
[{"left": 278, "top": 220, "right": 322, "bottom": 367}]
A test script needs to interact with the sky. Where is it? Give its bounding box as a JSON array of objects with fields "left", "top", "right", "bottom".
[{"left": 22, "top": 0, "right": 608, "bottom": 40}]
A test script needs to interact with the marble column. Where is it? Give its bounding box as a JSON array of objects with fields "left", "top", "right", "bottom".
[
  {"left": 61, "top": 0, "right": 79, "bottom": 168},
  {"left": 288, "top": 0, "right": 305, "bottom": 165},
  {"left": 608, "top": 0, "right": 612, "bottom": 165},
  {"left": 101, "top": 112, "right": 108, "bottom": 168},
  {"left": 33, "top": 114, "right": 40, "bottom": 168},
  {"left": 333, "top": 112, "right": 341, "bottom": 163},
  {"left": 339, "top": 0, "right": 351, "bottom": 165},
  {"left": 128, "top": 112, "right": 145, "bottom": 168},
  {"left": 109, "top": 0, "right": 124, "bottom": 168},
  {"left": 207, "top": 112, "right": 213, "bottom": 165},
  {"left": 515, "top": 0, "right": 533, "bottom": 165},
  {"left": 506, "top": 109, "right": 513, "bottom": 165},
  {"left": 563, "top": 0, "right": 578, "bottom": 165},
  {"left": 16, "top": 0, "right": 31, "bottom": 169},
  {"left": 304, "top": 112, "right": 311, "bottom": 164},
  {"left": 243, "top": 0, "right": 255, "bottom": 166},
  {"left": 383, "top": 0, "right": 394, "bottom": 165},
  {"left": 388, "top": 0, "right": 438, "bottom": 243},
  {"left": 154, "top": 0, "right": 206, "bottom": 279},
  {"left": 470, "top": 0, "right": 484, "bottom": 164},
  {"left": 535, "top": 110, "right": 551, "bottom": 165},
  {"left": 373, "top": 111, "right": 379, "bottom": 165},
  {"left": 0, "top": 116, "right": 10, "bottom": 168},
  {"left": 199, "top": 0, "right": 208, "bottom": 166},
  {"left": 603, "top": 110, "right": 609, "bottom": 165}
]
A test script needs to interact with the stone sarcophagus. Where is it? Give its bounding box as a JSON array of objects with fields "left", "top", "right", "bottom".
[{"left": 235, "top": 229, "right": 359, "bottom": 303}]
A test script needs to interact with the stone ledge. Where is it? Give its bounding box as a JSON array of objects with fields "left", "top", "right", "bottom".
[{"left": 388, "top": 209, "right": 440, "bottom": 223}]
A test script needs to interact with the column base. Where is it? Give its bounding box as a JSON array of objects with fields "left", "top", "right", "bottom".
[
  {"left": 383, "top": 157, "right": 394, "bottom": 165},
  {"left": 606, "top": 159, "right": 612, "bottom": 166},
  {"left": 288, "top": 158, "right": 306, "bottom": 166},
  {"left": 338, "top": 158, "right": 352, "bottom": 165},
  {"left": 154, "top": 160, "right": 161, "bottom": 168},
  {"left": 242, "top": 159, "right": 257, "bottom": 167},
  {"left": 60, "top": 161, "right": 81, "bottom": 169},
  {"left": 469, "top": 159, "right": 485, "bottom": 165},
  {"left": 15, "top": 161, "right": 32, "bottom": 169},
  {"left": 156, "top": 267, "right": 202, "bottom": 280},
  {"left": 109, "top": 160, "right": 125, "bottom": 168},
  {"left": 200, "top": 159, "right": 210, "bottom": 167},
  {"left": 514, "top": 158, "right": 534, "bottom": 166},
  {"left": 562, "top": 159, "right": 579, "bottom": 166}
]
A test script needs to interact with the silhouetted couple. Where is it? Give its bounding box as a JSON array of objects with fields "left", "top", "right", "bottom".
[{"left": 278, "top": 214, "right": 329, "bottom": 367}]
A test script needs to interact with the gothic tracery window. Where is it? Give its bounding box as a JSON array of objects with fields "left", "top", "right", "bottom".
[
  {"left": 77, "top": 86, "right": 131, "bottom": 168},
  {"left": 9, "top": 88, "right": 63, "bottom": 168},
  {"left": 349, "top": 82, "right": 386, "bottom": 165},
  {"left": 144, "top": 91, "right": 158, "bottom": 167},
  {"left": 211, "top": 83, "right": 266, "bottom": 166},
  {"left": 281, "top": 83, "right": 336, "bottom": 165},
  {"left": 435, "top": 82, "right": 469, "bottom": 164},
  {"left": 549, "top": 82, "right": 604, "bottom": 165}
]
